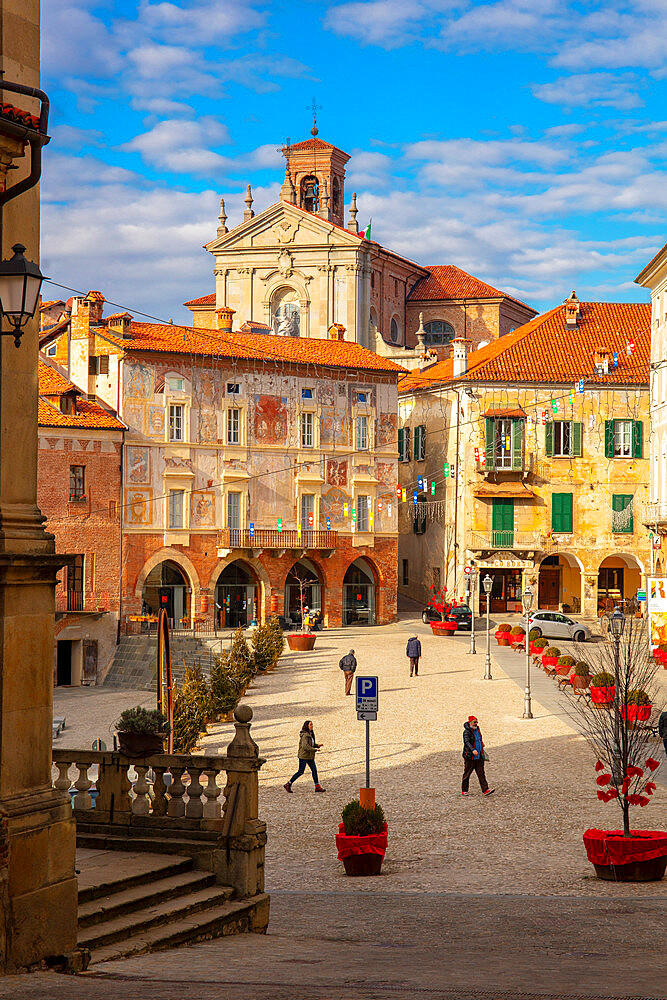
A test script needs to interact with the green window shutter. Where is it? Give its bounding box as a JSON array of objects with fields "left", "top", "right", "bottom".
[
  {"left": 398, "top": 427, "right": 404, "bottom": 460},
  {"left": 418, "top": 424, "right": 426, "bottom": 460},
  {"left": 485, "top": 418, "right": 494, "bottom": 470},
  {"left": 604, "top": 420, "right": 615, "bottom": 458},
  {"left": 632, "top": 420, "right": 643, "bottom": 458},
  {"left": 612, "top": 494, "right": 633, "bottom": 534},
  {"left": 492, "top": 498, "right": 513, "bottom": 546},
  {"left": 413, "top": 427, "right": 419, "bottom": 460},
  {"left": 553, "top": 493, "right": 573, "bottom": 533},
  {"left": 572, "top": 422, "right": 583, "bottom": 457},
  {"left": 511, "top": 419, "right": 524, "bottom": 470},
  {"left": 545, "top": 421, "right": 553, "bottom": 457}
]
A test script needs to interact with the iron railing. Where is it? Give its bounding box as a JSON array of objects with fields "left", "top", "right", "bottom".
[
  {"left": 468, "top": 530, "right": 545, "bottom": 551},
  {"left": 216, "top": 528, "right": 338, "bottom": 550},
  {"left": 642, "top": 501, "right": 667, "bottom": 527}
]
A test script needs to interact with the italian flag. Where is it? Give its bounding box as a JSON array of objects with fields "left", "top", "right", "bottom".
[{"left": 359, "top": 221, "right": 371, "bottom": 240}]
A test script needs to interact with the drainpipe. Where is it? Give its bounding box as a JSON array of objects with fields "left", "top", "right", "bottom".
[{"left": 0, "top": 78, "right": 50, "bottom": 208}]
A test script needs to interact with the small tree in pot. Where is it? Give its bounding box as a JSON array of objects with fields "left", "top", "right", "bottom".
[
  {"left": 335, "top": 799, "right": 388, "bottom": 876},
  {"left": 495, "top": 623, "right": 511, "bottom": 646},
  {"left": 116, "top": 706, "right": 167, "bottom": 757},
  {"left": 555, "top": 654, "right": 576, "bottom": 677},
  {"left": 541, "top": 645, "right": 561, "bottom": 669},
  {"left": 565, "top": 619, "right": 666, "bottom": 880},
  {"left": 590, "top": 670, "right": 615, "bottom": 706},
  {"left": 571, "top": 661, "right": 591, "bottom": 692}
]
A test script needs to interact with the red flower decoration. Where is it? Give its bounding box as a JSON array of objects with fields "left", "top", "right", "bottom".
[
  {"left": 608, "top": 788, "right": 618, "bottom": 799},
  {"left": 596, "top": 773, "right": 611, "bottom": 786},
  {"left": 645, "top": 782, "right": 657, "bottom": 794},
  {"left": 645, "top": 758, "right": 660, "bottom": 772},
  {"left": 627, "top": 794, "right": 641, "bottom": 805},
  {"left": 626, "top": 765, "right": 644, "bottom": 778},
  {"left": 595, "top": 761, "right": 604, "bottom": 772},
  {"left": 621, "top": 777, "right": 631, "bottom": 794},
  {"left": 638, "top": 795, "right": 650, "bottom": 807}
]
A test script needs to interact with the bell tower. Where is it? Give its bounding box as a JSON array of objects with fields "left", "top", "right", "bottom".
[{"left": 280, "top": 127, "right": 350, "bottom": 228}]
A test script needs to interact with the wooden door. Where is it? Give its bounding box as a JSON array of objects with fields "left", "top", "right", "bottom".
[{"left": 539, "top": 568, "right": 559, "bottom": 610}]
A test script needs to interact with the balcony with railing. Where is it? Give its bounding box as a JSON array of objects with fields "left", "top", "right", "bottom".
[
  {"left": 468, "top": 530, "right": 546, "bottom": 554},
  {"left": 216, "top": 527, "right": 338, "bottom": 552},
  {"left": 642, "top": 501, "right": 667, "bottom": 528},
  {"left": 475, "top": 452, "right": 535, "bottom": 476}
]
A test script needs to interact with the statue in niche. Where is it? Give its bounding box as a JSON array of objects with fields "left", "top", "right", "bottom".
[{"left": 271, "top": 286, "right": 301, "bottom": 337}]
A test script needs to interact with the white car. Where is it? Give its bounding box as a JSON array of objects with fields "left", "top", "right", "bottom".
[{"left": 518, "top": 610, "right": 591, "bottom": 643}]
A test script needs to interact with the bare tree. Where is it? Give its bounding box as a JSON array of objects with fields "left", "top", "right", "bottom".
[{"left": 564, "top": 618, "right": 663, "bottom": 837}]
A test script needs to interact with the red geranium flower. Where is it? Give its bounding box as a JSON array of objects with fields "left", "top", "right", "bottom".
[
  {"left": 596, "top": 773, "right": 611, "bottom": 786},
  {"left": 645, "top": 758, "right": 660, "bottom": 772},
  {"left": 595, "top": 761, "right": 604, "bottom": 772},
  {"left": 626, "top": 765, "right": 644, "bottom": 778}
]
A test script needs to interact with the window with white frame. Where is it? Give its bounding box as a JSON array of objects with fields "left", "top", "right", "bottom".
[
  {"left": 227, "top": 408, "right": 241, "bottom": 445},
  {"left": 614, "top": 419, "right": 632, "bottom": 457},
  {"left": 226, "top": 382, "right": 240, "bottom": 395},
  {"left": 356, "top": 415, "right": 369, "bottom": 451},
  {"left": 356, "top": 391, "right": 369, "bottom": 404},
  {"left": 169, "top": 404, "right": 184, "bottom": 442},
  {"left": 227, "top": 491, "right": 241, "bottom": 530},
  {"left": 357, "top": 495, "right": 370, "bottom": 531},
  {"left": 301, "top": 388, "right": 313, "bottom": 400},
  {"left": 553, "top": 420, "right": 572, "bottom": 457},
  {"left": 168, "top": 489, "right": 184, "bottom": 529},
  {"left": 301, "top": 411, "right": 314, "bottom": 448},
  {"left": 168, "top": 377, "right": 184, "bottom": 392},
  {"left": 300, "top": 493, "right": 315, "bottom": 529}
]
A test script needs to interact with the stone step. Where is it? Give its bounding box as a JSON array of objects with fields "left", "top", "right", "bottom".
[
  {"left": 78, "top": 853, "right": 193, "bottom": 905},
  {"left": 78, "top": 869, "right": 216, "bottom": 928},
  {"left": 77, "top": 822, "right": 220, "bottom": 844},
  {"left": 88, "top": 894, "right": 268, "bottom": 965},
  {"left": 77, "top": 830, "right": 216, "bottom": 856},
  {"left": 79, "top": 883, "right": 234, "bottom": 950}
]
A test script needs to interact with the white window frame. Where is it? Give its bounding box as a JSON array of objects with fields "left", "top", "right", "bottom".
[
  {"left": 614, "top": 419, "right": 632, "bottom": 458},
  {"left": 168, "top": 489, "right": 185, "bottom": 529},
  {"left": 227, "top": 407, "right": 241, "bottom": 446},
  {"left": 356, "top": 415, "right": 369, "bottom": 451},
  {"left": 168, "top": 376, "right": 184, "bottom": 392},
  {"left": 300, "top": 493, "right": 316, "bottom": 529},
  {"left": 553, "top": 420, "right": 573, "bottom": 458},
  {"left": 168, "top": 403, "right": 184, "bottom": 443},
  {"left": 356, "top": 494, "right": 370, "bottom": 532},
  {"left": 301, "top": 411, "right": 314, "bottom": 449},
  {"left": 227, "top": 491, "right": 242, "bottom": 530},
  {"left": 494, "top": 417, "right": 514, "bottom": 469}
]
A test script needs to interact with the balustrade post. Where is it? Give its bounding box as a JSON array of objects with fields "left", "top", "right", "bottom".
[
  {"left": 54, "top": 760, "right": 72, "bottom": 796},
  {"left": 73, "top": 763, "right": 93, "bottom": 811},
  {"left": 152, "top": 766, "right": 169, "bottom": 816},
  {"left": 131, "top": 766, "right": 151, "bottom": 815},
  {"left": 185, "top": 766, "right": 203, "bottom": 819},
  {"left": 202, "top": 769, "right": 222, "bottom": 819},
  {"left": 219, "top": 705, "right": 266, "bottom": 897},
  {"left": 167, "top": 767, "right": 186, "bottom": 817}
]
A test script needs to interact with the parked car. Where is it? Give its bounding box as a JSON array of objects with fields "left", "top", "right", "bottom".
[
  {"left": 421, "top": 604, "right": 472, "bottom": 630},
  {"left": 518, "top": 610, "right": 591, "bottom": 643}
]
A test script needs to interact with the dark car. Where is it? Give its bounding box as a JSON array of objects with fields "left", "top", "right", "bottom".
[{"left": 421, "top": 605, "right": 472, "bottom": 630}]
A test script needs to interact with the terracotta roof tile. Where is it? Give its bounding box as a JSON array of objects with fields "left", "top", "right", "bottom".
[
  {"left": 400, "top": 301, "right": 650, "bottom": 392},
  {"left": 286, "top": 137, "right": 349, "bottom": 158},
  {"left": 0, "top": 102, "right": 40, "bottom": 130},
  {"left": 409, "top": 264, "right": 534, "bottom": 311},
  {"left": 38, "top": 359, "right": 125, "bottom": 430},
  {"left": 183, "top": 293, "right": 216, "bottom": 307},
  {"left": 101, "top": 321, "right": 404, "bottom": 374}
]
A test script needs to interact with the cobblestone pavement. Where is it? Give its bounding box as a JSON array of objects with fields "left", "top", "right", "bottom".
[{"left": 41, "top": 616, "right": 666, "bottom": 1000}]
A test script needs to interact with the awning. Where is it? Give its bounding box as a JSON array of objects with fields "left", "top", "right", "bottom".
[
  {"left": 473, "top": 482, "right": 536, "bottom": 500},
  {"left": 482, "top": 407, "right": 526, "bottom": 418}
]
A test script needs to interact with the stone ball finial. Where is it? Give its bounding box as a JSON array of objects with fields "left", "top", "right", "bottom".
[
  {"left": 234, "top": 703, "right": 253, "bottom": 723},
  {"left": 311, "top": 124, "right": 319, "bottom": 136}
]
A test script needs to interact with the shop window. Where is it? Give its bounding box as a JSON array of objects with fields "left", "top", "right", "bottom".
[
  {"left": 612, "top": 494, "right": 634, "bottom": 533},
  {"left": 552, "top": 492, "right": 573, "bottom": 533}
]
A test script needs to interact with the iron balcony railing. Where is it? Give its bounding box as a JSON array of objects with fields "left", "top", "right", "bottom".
[
  {"left": 475, "top": 453, "right": 535, "bottom": 475},
  {"left": 55, "top": 591, "right": 84, "bottom": 612},
  {"left": 468, "top": 530, "right": 545, "bottom": 552},
  {"left": 642, "top": 501, "right": 667, "bottom": 527},
  {"left": 216, "top": 528, "right": 338, "bottom": 550}
]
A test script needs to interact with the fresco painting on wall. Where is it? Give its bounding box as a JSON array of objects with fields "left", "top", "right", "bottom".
[
  {"left": 126, "top": 361, "right": 152, "bottom": 399},
  {"left": 127, "top": 446, "right": 149, "bottom": 484},
  {"left": 378, "top": 412, "right": 397, "bottom": 448},
  {"left": 376, "top": 462, "right": 395, "bottom": 486},
  {"left": 321, "top": 486, "right": 351, "bottom": 522},
  {"left": 148, "top": 405, "right": 165, "bottom": 436},
  {"left": 126, "top": 489, "right": 152, "bottom": 525},
  {"left": 254, "top": 395, "right": 288, "bottom": 444},
  {"left": 191, "top": 491, "right": 215, "bottom": 526},
  {"left": 326, "top": 459, "right": 348, "bottom": 487}
]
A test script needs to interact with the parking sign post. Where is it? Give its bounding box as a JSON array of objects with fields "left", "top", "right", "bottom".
[{"left": 356, "top": 676, "right": 378, "bottom": 807}]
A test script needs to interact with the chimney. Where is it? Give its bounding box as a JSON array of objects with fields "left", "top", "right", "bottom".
[
  {"left": 84, "top": 290, "right": 105, "bottom": 324},
  {"left": 328, "top": 323, "right": 345, "bottom": 341},
  {"left": 594, "top": 347, "right": 609, "bottom": 376},
  {"left": 564, "top": 290, "right": 580, "bottom": 328},
  {"left": 217, "top": 306, "right": 235, "bottom": 334},
  {"left": 107, "top": 312, "right": 133, "bottom": 338},
  {"left": 451, "top": 337, "right": 470, "bottom": 377}
]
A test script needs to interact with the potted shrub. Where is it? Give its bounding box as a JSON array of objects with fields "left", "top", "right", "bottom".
[
  {"left": 555, "top": 654, "right": 576, "bottom": 677},
  {"left": 509, "top": 625, "right": 526, "bottom": 647},
  {"left": 495, "top": 623, "right": 511, "bottom": 646},
  {"left": 590, "top": 671, "right": 615, "bottom": 706},
  {"left": 532, "top": 637, "right": 548, "bottom": 660},
  {"left": 116, "top": 706, "right": 167, "bottom": 756},
  {"left": 563, "top": 618, "right": 666, "bottom": 881},
  {"left": 528, "top": 628, "right": 541, "bottom": 655},
  {"left": 571, "top": 661, "right": 591, "bottom": 692},
  {"left": 620, "top": 689, "right": 653, "bottom": 724},
  {"left": 541, "top": 645, "right": 561, "bottom": 669},
  {"left": 335, "top": 799, "right": 388, "bottom": 876}
]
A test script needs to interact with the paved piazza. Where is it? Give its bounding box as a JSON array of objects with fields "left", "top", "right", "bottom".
[{"left": 39, "top": 615, "right": 667, "bottom": 1000}]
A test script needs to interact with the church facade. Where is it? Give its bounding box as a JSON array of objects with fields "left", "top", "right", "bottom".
[{"left": 185, "top": 133, "right": 537, "bottom": 365}]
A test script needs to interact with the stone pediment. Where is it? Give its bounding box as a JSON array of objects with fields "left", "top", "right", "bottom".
[{"left": 205, "top": 201, "right": 364, "bottom": 254}]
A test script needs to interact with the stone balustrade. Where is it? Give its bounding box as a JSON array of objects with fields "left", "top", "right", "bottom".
[{"left": 52, "top": 704, "right": 267, "bottom": 899}]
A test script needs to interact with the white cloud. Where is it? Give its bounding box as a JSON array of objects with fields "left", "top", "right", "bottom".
[
  {"left": 121, "top": 119, "right": 232, "bottom": 174},
  {"left": 323, "top": 0, "right": 455, "bottom": 48},
  {"left": 532, "top": 73, "right": 643, "bottom": 110},
  {"left": 136, "top": 0, "right": 266, "bottom": 44}
]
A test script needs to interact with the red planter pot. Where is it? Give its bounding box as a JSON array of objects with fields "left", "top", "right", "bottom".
[
  {"left": 620, "top": 703, "right": 652, "bottom": 722},
  {"left": 554, "top": 663, "right": 573, "bottom": 676},
  {"left": 570, "top": 674, "right": 590, "bottom": 692},
  {"left": 336, "top": 822, "right": 388, "bottom": 877},
  {"left": 590, "top": 685, "right": 615, "bottom": 705},
  {"left": 287, "top": 634, "right": 316, "bottom": 651},
  {"left": 496, "top": 635, "right": 510, "bottom": 646},
  {"left": 541, "top": 655, "right": 558, "bottom": 668},
  {"left": 509, "top": 634, "right": 525, "bottom": 646},
  {"left": 431, "top": 621, "right": 457, "bottom": 635},
  {"left": 583, "top": 829, "right": 667, "bottom": 882},
  {"left": 494, "top": 630, "right": 510, "bottom": 641}
]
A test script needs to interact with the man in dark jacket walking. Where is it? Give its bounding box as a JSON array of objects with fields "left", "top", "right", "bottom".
[
  {"left": 339, "top": 649, "right": 357, "bottom": 695},
  {"left": 406, "top": 635, "right": 422, "bottom": 677},
  {"left": 461, "top": 716, "right": 494, "bottom": 796}
]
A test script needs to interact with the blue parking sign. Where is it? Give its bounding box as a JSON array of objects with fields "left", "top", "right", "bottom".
[{"left": 356, "top": 675, "right": 378, "bottom": 713}]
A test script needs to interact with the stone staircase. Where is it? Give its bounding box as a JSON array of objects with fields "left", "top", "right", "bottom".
[
  {"left": 103, "top": 635, "right": 218, "bottom": 689},
  {"left": 77, "top": 848, "right": 267, "bottom": 964}
]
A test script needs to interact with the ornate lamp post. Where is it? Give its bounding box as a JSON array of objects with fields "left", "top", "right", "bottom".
[
  {"left": 0, "top": 243, "right": 46, "bottom": 347},
  {"left": 483, "top": 573, "right": 493, "bottom": 680},
  {"left": 522, "top": 586, "right": 534, "bottom": 719},
  {"left": 607, "top": 608, "right": 625, "bottom": 775}
]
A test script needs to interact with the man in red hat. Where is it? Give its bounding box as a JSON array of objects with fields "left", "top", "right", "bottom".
[{"left": 461, "top": 716, "right": 494, "bottom": 796}]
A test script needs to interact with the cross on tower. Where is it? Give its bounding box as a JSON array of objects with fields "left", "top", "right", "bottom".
[
  {"left": 307, "top": 97, "right": 322, "bottom": 136},
  {"left": 277, "top": 136, "right": 291, "bottom": 156}
]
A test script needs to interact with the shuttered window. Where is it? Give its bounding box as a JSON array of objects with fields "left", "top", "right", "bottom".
[
  {"left": 485, "top": 417, "right": 524, "bottom": 469},
  {"left": 552, "top": 492, "right": 573, "bottom": 533},
  {"left": 612, "top": 494, "right": 634, "bottom": 534},
  {"left": 545, "top": 421, "right": 583, "bottom": 457},
  {"left": 604, "top": 420, "right": 642, "bottom": 458},
  {"left": 413, "top": 425, "right": 426, "bottom": 461}
]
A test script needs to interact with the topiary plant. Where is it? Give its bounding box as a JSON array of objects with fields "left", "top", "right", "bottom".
[
  {"left": 252, "top": 622, "right": 276, "bottom": 672},
  {"left": 497, "top": 623, "right": 511, "bottom": 633},
  {"left": 626, "top": 688, "right": 651, "bottom": 706},
  {"left": 266, "top": 615, "right": 286, "bottom": 664},
  {"left": 557, "top": 655, "right": 576, "bottom": 666},
  {"left": 116, "top": 706, "right": 167, "bottom": 734},
  {"left": 229, "top": 626, "right": 255, "bottom": 689},
  {"left": 341, "top": 799, "right": 386, "bottom": 836},
  {"left": 209, "top": 654, "right": 242, "bottom": 719},
  {"left": 533, "top": 637, "right": 548, "bottom": 649},
  {"left": 510, "top": 625, "right": 525, "bottom": 635},
  {"left": 529, "top": 628, "right": 540, "bottom": 640},
  {"left": 591, "top": 671, "right": 615, "bottom": 687},
  {"left": 544, "top": 646, "right": 561, "bottom": 657},
  {"left": 574, "top": 661, "right": 591, "bottom": 677}
]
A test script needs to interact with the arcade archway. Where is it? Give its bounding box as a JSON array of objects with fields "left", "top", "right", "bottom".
[
  {"left": 538, "top": 553, "right": 583, "bottom": 612},
  {"left": 215, "top": 560, "right": 259, "bottom": 629},
  {"left": 284, "top": 559, "right": 322, "bottom": 624},
  {"left": 343, "top": 557, "right": 377, "bottom": 626},
  {"left": 142, "top": 560, "right": 191, "bottom": 626}
]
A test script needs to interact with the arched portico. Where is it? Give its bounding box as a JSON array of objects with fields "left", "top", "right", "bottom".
[
  {"left": 342, "top": 556, "right": 378, "bottom": 626},
  {"left": 538, "top": 552, "right": 583, "bottom": 612},
  {"left": 142, "top": 560, "right": 192, "bottom": 626},
  {"left": 284, "top": 558, "right": 323, "bottom": 624},
  {"left": 135, "top": 548, "right": 200, "bottom": 626},
  {"left": 598, "top": 553, "right": 644, "bottom": 614}
]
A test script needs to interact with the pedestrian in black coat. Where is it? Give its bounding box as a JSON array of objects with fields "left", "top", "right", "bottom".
[
  {"left": 461, "top": 716, "right": 494, "bottom": 796},
  {"left": 406, "top": 635, "right": 422, "bottom": 677}
]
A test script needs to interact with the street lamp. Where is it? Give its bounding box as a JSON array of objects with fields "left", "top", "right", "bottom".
[
  {"left": 0, "top": 244, "right": 46, "bottom": 347},
  {"left": 522, "top": 586, "right": 534, "bottom": 719},
  {"left": 483, "top": 573, "right": 493, "bottom": 680},
  {"left": 468, "top": 566, "right": 478, "bottom": 655},
  {"left": 607, "top": 608, "right": 625, "bottom": 776}
]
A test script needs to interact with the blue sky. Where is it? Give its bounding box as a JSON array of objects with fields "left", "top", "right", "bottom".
[{"left": 40, "top": 0, "right": 667, "bottom": 324}]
